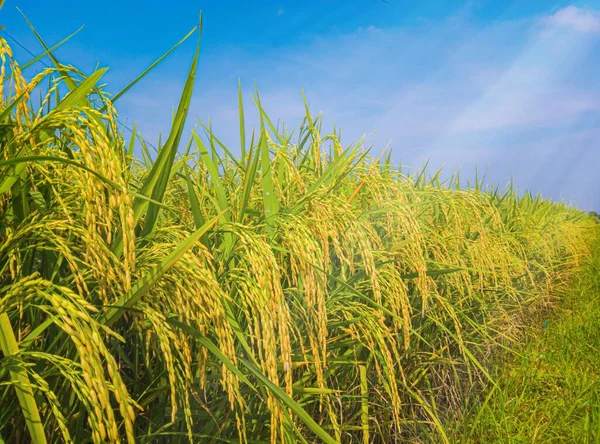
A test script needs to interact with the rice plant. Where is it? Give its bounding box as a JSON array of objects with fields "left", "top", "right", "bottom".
[
  {"left": 449, "top": 238, "right": 600, "bottom": 442},
  {"left": 0, "top": 18, "right": 598, "bottom": 443}
]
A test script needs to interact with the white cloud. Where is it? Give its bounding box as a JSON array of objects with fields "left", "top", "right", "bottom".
[
  {"left": 117, "top": 7, "right": 600, "bottom": 210},
  {"left": 542, "top": 6, "right": 600, "bottom": 33}
]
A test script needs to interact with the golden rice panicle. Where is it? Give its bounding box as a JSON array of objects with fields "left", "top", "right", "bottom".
[
  {"left": 130, "top": 227, "right": 245, "bottom": 438},
  {"left": 277, "top": 214, "right": 329, "bottom": 387},
  {"left": 335, "top": 300, "right": 404, "bottom": 432},
  {"left": 0, "top": 37, "right": 12, "bottom": 102},
  {"left": 269, "top": 145, "right": 309, "bottom": 210},
  {"left": 2, "top": 216, "right": 91, "bottom": 299},
  {"left": 0, "top": 37, "right": 41, "bottom": 130},
  {"left": 0, "top": 274, "right": 135, "bottom": 443},
  {"left": 26, "top": 370, "right": 72, "bottom": 442},
  {"left": 137, "top": 306, "right": 183, "bottom": 424},
  {"left": 227, "top": 225, "right": 293, "bottom": 443},
  {"left": 25, "top": 99, "right": 136, "bottom": 300},
  {"left": 378, "top": 262, "right": 413, "bottom": 349},
  {"left": 354, "top": 171, "right": 432, "bottom": 309}
]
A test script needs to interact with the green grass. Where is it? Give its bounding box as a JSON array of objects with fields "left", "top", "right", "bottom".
[{"left": 451, "top": 240, "right": 600, "bottom": 443}]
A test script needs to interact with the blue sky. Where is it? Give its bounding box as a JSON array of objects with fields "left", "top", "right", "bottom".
[{"left": 2, "top": 0, "right": 600, "bottom": 210}]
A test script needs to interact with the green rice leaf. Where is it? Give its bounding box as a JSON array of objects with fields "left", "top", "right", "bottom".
[
  {"left": 16, "top": 26, "right": 84, "bottom": 76},
  {"left": 166, "top": 318, "right": 257, "bottom": 393},
  {"left": 0, "top": 313, "right": 47, "bottom": 444},
  {"left": 139, "top": 17, "right": 202, "bottom": 237},
  {"left": 238, "top": 79, "right": 246, "bottom": 159},
  {"left": 238, "top": 358, "right": 337, "bottom": 444},
  {"left": 109, "top": 25, "right": 198, "bottom": 106}
]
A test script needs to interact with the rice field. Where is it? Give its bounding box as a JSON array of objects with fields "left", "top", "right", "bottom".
[{"left": 1, "top": 22, "right": 598, "bottom": 443}]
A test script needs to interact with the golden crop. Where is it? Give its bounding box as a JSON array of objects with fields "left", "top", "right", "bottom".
[{"left": 0, "top": 28, "right": 597, "bottom": 443}]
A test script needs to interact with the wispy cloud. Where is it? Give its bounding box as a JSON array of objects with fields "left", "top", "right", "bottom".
[
  {"left": 541, "top": 5, "right": 600, "bottom": 33},
  {"left": 118, "top": 4, "right": 600, "bottom": 210},
  {"left": 276, "top": 9, "right": 285, "bottom": 16}
]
